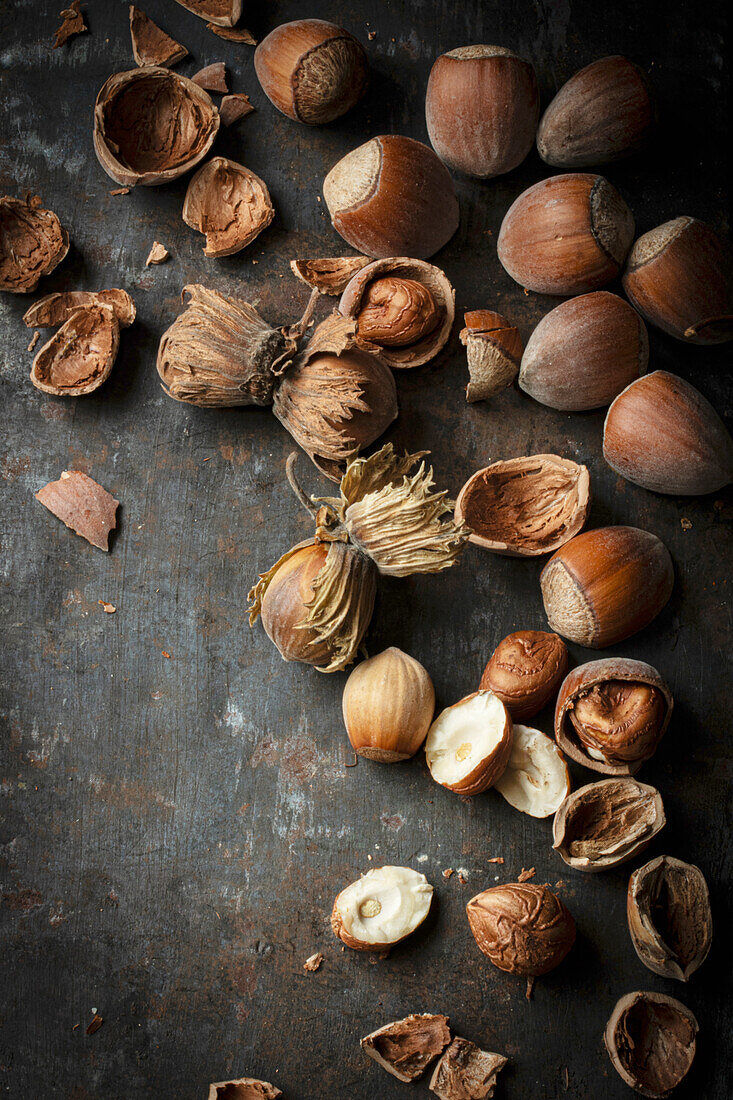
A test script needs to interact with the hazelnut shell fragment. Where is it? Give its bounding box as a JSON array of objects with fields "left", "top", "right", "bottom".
[
  {"left": 173, "top": 0, "right": 241, "bottom": 27},
  {"left": 627, "top": 855, "right": 712, "bottom": 982},
  {"left": 343, "top": 647, "right": 435, "bottom": 762},
  {"left": 35, "top": 471, "right": 119, "bottom": 551},
  {"left": 191, "top": 62, "right": 228, "bottom": 93},
  {"left": 207, "top": 1078, "right": 282, "bottom": 1100},
  {"left": 331, "top": 865, "right": 433, "bottom": 951},
  {"left": 429, "top": 1037, "right": 507, "bottom": 1099},
  {"left": 553, "top": 777, "right": 665, "bottom": 872},
  {"left": 129, "top": 6, "right": 188, "bottom": 68},
  {"left": 461, "top": 310, "right": 522, "bottom": 402},
  {"left": 361, "top": 1013, "right": 450, "bottom": 1082},
  {"left": 0, "top": 195, "right": 69, "bottom": 294},
  {"left": 466, "top": 882, "right": 575, "bottom": 976},
  {"left": 604, "top": 991, "right": 698, "bottom": 1098},
  {"left": 494, "top": 725, "right": 571, "bottom": 818},
  {"left": 23, "top": 289, "right": 136, "bottom": 328},
  {"left": 425, "top": 690, "right": 513, "bottom": 796},
  {"left": 30, "top": 305, "right": 120, "bottom": 396},
  {"left": 291, "top": 255, "right": 371, "bottom": 296},
  {"left": 182, "top": 156, "right": 275, "bottom": 257},
  {"left": 219, "top": 94, "right": 254, "bottom": 127},
  {"left": 53, "top": 1, "right": 86, "bottom": 48},
  {"left": 480, "top": 630, "right": 568, "bottom": 721}
]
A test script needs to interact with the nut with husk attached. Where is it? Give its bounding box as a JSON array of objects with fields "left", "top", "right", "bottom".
[
  {"left": 553, "top": 777, "right": 665, "bottom": 872},
  {"left": 0, "top": 195, "right": 69, "bottom": 294},
  {"left": 182, "top": 157, "right": 274, "bottom": 257},
  {"left": 291, "top": 255, "right": 371, "bottom": 296},
  {"left": 361, "top": 1013, "right": 451, "bottom": 1082},
  {"left": 461, "top": 310, "right": 522, "bottom": 402},
  {"left": 494, "top": 725, "right": 571, "bottom": 818},
  {"left": 627, "top": 856, "right": 712, "bottom": 981},
  {"left": 425, "top": 691, "right": 513, "bottom": 795},
  {"left": 23, "top": 289, "right": 136, "bottom": 329},
  {"left": 429, "top": 1038, "right": 507, "bottom": 1100},
  {"left": 480, "top": 630, "right": 568, "bottom": 721},
  {"left": 248, "top": 446, "right": 468, "bottom": 672},
  {"left": 466, "top": 882, "right": 575, "bottom": 976},
  {"left": 604, "top": 991, "right": 698, "bottom": 1098},
  {"left": 30, "top": 305, "right": 120, "bottom": 396},
  {"left": 343, "top": 648, "right": 435, "bottom": 762},
  {"left": 174, "top": 0, "right": 241, "bottom": 26},
  {"left": 332, "top": 865, "right": 433, "bottom": 951},
  {"left": 207, "top": 1079, "right": 281, "bottom": 1100}
]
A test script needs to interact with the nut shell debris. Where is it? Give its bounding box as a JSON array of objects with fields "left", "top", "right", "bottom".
[
  {"left": 35, "top": 471, "right": 119, "bottom": 551},
  {"left": 461, "top": 309, "right": 522, "bottom": 402},
  {"left": 146, "top": 241, "right": 169, "bottom": 266},
  {"left": 553, "top": 777, "right": 665, "bottom": 872},
  {"left": 182, "top": 157, "right": 274, "bottom": 257},
  {"left": 173, "top": 0, "right": 241, "bottom": 27},
  {"left": 429, "top": 1037, "right": 507, "bottom": 1100},
  {"left": 291, "top": 255, "right": 371, "bottom": 296},
  {"left": 129, "top": 6, "right": 188, "bottom": 68},
  {"left": 219, "top": 93, "right": 255, "bottom": 126},
  {"left": 604, "top": 991, "right": 698, "bottom": 1098},
  {"left": 207, "top": 1079, "right": 282, "bottom": 1100},
  {"left": 23, "top": 289, "right": 136, "bottom": 328},
  {"left": 192, "top": 62, "right": 228, "bottom": 93},
  {"left": 361, "top": 1013, "right": 450, "bottom": 1082},
  {"left": 627, "top": 855, "right": 712, "bottom": 981},
  {"left": 466, "top": 882, "right": 575, "bottom": 976},
  {"left": 53, "top": 1, "right": 86, "bottom": 48},
  {"left": 0, "top": 195, "right": 69, "bottom": 294},
  {"left": 30, "top": 304, "right": 120, "bottom": 396}
]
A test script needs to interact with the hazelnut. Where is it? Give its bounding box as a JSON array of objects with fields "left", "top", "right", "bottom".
[
  {"left": 627, "top": 855, "right": 712, "bottom": 982},
  {"left": 342, "top": 647, "right": 435, "bottom": 762},
  {"left": 553, "top": 777, "right": 665, "bottom": 872},
  {"left": 460, "top": 310, "right": 523, "bottom": 403},
  {"left": 540, "top": 526, "right": 673, "bottom": 648},
  {"left": 356, "top": 277, "right": 439, "bottom": 347},
  {"left": 361, "top": 1013, "right": 451, "bottom": 1082},
  {"left": 494, "top": 724, "right": 571, "bottom": 819},
  {"left": 537, "top": 56, "right": 655, "bottom": 167},
  {"left": 497, "top": 173, "right": 635, "bottom": 296},
  {"left": 425, "top": 45, "right": 539, "bottom": 178},
  {"left": 207, "top": 1078, "right": 282, "bottom": 1100},
  {"left": 331, "top": 865, "right": 433, "bottom": 951},
  {"left": 603, "top": 370, "right": 733, "bottom": 495},
  {"left": 455, "top": 455, "right": 590, "bottom": 557},
  {"left": 429, "top": 1037, "right": 507, "bottom": 1099},
  {"left": 519, "top": 291, "right": 648, "bottom": 411},
  {"left": 622, "top": 217, "right": 733, "bottom": 344},
  {"left": 604, "top": 991, "right": 698, "bottom": 1099},
  {"left": 480, "top": 630, "right": 568, "bottom": 720},
  {"left": 466, "top": 882, "right": 576, "bottom": 976},
  {"left": 424, "top": 691, "right": 513, "bottom": 796},
  {"left": 555, "top": 657, "right": 673, "bottom": 775},
  {"left": 323, "top": 135, "right": 459, "bottom": 259}
]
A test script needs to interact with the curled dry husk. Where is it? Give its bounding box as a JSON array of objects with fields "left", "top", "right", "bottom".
[
  {"left": 553, "top": 777, "right": 665, "bottom": 872},
  {"left": 31, "top": 305, "right": 120, "bottom": 396},
  {"left": 627, "top": 855, "right": 712, "bottom": 981},
  {"left": 182, "top": 156, "right": 274, "bottom": 257},
  {"left": 604, "top": 991, "right": 698, "bottom": 1099},
  {"left": 174, "top": 0, "right": 241, "bottom": 27},
  {"left": 94, "top": 67, "right": 219, "bottom": 187},
  {"left": 291, "top": 255, "right": 371, "bottom": 296},
  {"left": 461, "top": 310, "right": 523, "bottom": 402},
  {"left": 248, "top": 445, "right": 469, "bottom": 671},
  {"left": 0, "top": 195, "right": 69, "bottom": 294},
  {"left": 23, "top": 289, "right": 136, "bottom": 328}
]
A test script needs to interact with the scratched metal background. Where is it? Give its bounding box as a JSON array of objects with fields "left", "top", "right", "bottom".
[{"left": 0, "top": 1, "right": 731, "bottom": 1097}]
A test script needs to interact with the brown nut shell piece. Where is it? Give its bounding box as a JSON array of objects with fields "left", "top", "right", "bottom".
[
  {"left": 519, "top": 291, "right": 648, "bottom": 411},
  {"left": 35, "top": 471, "right": 119, "bottom": 551},
  {"left": 182, "top": 156, "right": 275, "bottom": 257},
  {"left": 191, "top": 63, "right": 228, "bottom": 93},
  {"left": 207, "top": 1078, "right": 282, "bottom": 1100},
  {"left": 0, "top": 195, "right": 69, "bottom": 294},
  {"left": 466, "top": 882, "right": 576, "bottom": 976},
  {"left": 628, "top": 856, "right": 712, "bottom": 982},
  {"left": 481, "top": 630, "right": 568, "bottom": 721},
  {"left": 455, "top": 454, "right": 590, "bottom": 557},
  {"left": 497, "top": 173, "right": 635, "bottom": 296},
  {"left": 173, "top": 0, "right": 241, "bottom": 27},
  {"left": 93, "top": 67, "right": 220, "bottom": 187},
  {"left": 339, "top": 257, "right": 455, "bottom": 368},
  {"left": 23, "top": 289, "right": 136, "bottom": 328},
  {"left": 219, "top": 94, "right": 254, "bottom": 127},
  {"left": 53, "top": 0, "right": 86, "bottom": 48},
  {"left": 537, "top": 56, "right": 655, "bottom": 168},
  {"left": 461, "top": 310, "right": 522, "bottom": 403},
  {"left": 540, "top": 525, "right": 673, "bottom": 648},
  {"left": 553, "top": 777, "right": 665, "bottom": 872},
  {"left": 291, "top": 255, "right": 371, "bottom": 296},
  {"left": 555, "top": 658, "right": 673, "bottom": 775},
  {"left": 622, "top": 217, "right": 733, "bottom": 344},
  {"left": 129, "top": 6, "right": 188, "bottom": 68},
  {"left": 361, "top": 1013, "right": 451, "bottom": 1083},
  {"left": 429, "top": 1037, "right": 507, "bottom": 1100},
  {"left": 324, "top": 136, "right": 460, "bottom": 260},
  {"left": 604, "top": 991, "right": 698, "bottom": 1098},
  {"left": 30, "top": 305, "right": 120, "bottom": 396},
  {"left": 603, "top": 370, "right": 733, "bottom": 496}
]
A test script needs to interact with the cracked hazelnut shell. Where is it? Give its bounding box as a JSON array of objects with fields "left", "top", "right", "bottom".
[
  {"left": 292, "top": 255, "right": 370, "bottom": 296},
  {"left": 0, "top": 195, "right": 69, "bottom": 294},
  {"left": 343, "top": 647, "right": 435, "bottom": 762},
  {"left": 361, "top": 1013, "right": 451, "bottom": 1082},
  {"left": 461, "top": 310, "right": 522, "bottom": 403},
  {"left": 553, "top": 777, "right": 665, "bottom": 872},
  {"left": 627, "top": 855, "right": 712, "bottom": 982},
  {"left": 497, "top": 173, "right": 635, "bottom": 296},
  {"left": 604, "top": 991, "right": 698, "bottom": 1098},
  {"left": 480, "top": 630, "right": 568, "bottom": 720},
  {"left": 429, "top": 1037, "right": 507, "bottom": 1100},
  {"left": 466, "top": 882, "right": 575, "bottom": 976},
  {"left": 324, "top": 135, "right": 459, "bottom": 260},
  {"left": 129, "top": 6, "right": 188, "bottom": 68},
  {"left": 207, "top": 1079, "right": 281, "bottom": 1100},
  {"left": 425, "top": 691, "right": 513, "bottom": 796},
  {"left": 23, "top": 289, "right": 136, "bottom": 328},
  {"left": 183, "top": 157, "right": 274, "bottom": 257},
  {"left": 174, "top": 0, "right": 241, "bottom": 27},
  {"left": 332, "top": 865, "right": 433, "bottom": 951},
  {"left": 30, "top": 304, "right": 120, "bottom": 396},
  {"left": 603, "top": 370, "right": 733, "bottom": 496}
]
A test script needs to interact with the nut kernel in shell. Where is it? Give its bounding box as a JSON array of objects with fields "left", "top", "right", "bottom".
[
  {"left": 361, "top": 1013, "right": 451, "bottom": 1083},
  {"left": 0, "top": 195, "right": 69, "bottom": 294},
  {"left": 356, "top": 277, "right": 440, "bottom": 347},
  {"left": 604, "top": 991, "right": 698, "bottom": 1099},
  {"left": 342, "top": 647, "right": 435, "bottom": 762},
  {"left": 461, "top": 310, "right": 523, "bottom": 403},
  {"left": 182, "top": 156, "right": 274, "bottom": 257},
  {"left": 494, "top": 725, "right": 571, "bottom": 819},
  {"left": 425, "top": 690, "right": 512, "bottom": 796},
  {"left": 331, "top": 865, "right": 433, "bottom": 951},
  {"left": 30, "top": 305, "right": 120, "bottom": 397},
  {"left": 480, "top": 630, "right": 568, "bottom": 720},
  {"left": 553, "top": 777, "right": 665, "bottom": 872},
  {"left": 429, "top": 1037, "right": 508, "bottom": 1099},
  {"left": 466, "top": 882, "right": 575, "bottom": 976},
  {"left": 627, "top": 855, "right": 712, "bottom": 982}
]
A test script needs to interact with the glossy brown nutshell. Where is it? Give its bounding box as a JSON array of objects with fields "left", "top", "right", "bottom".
[
  {"left": 429, "top": 1038, "right": 507, "bottom": 1099},
  {"left": 604, "top": 992, "right": 698, "bottom": 1098},
  {"left": 255, "top": 19, "right": 368, "bottom": 124},
  {"left": 519, "top": 292, "right": 648, "bottom": 411},
  {"left": 481, "top": 631, "right": 568, "bottom": 721},
  {"left": 182, "top": 157, "right": 275, "bottom": 257},
  {"left": 461, "top": 310, "right": 523, "bottom": 402},
  {"left": 603, "top": 370, "right": 733, "bottom": 495},
  {"left": 622, "top": 217, "right": 733, "bottom": 344},
  {"left": 466, "top": 882, "right": 575, "bottom": 976},
  {"left": 426, "top": 45, "right": 539, "bottom": 178},
  {"left": 30, "top": 304, "right": 120, "bottom": 396},
  {"left": 291, "top": 255, "right": 370, "bottom": 296},
  {"left": 174, "top": 1, "right": 241, "bottom": 27},
  {"left": 497, "top": 173, "right": 635, "bottom": 296},
  {"left": 0, "top": 195, "right": 69, "bottom": 294},
  {"left": 207, "top": 1078, "right": 282, "bottom": 1100},
  {"left": 342, "top": 648, "right": 435, "bottom": 762},
  {"left": 555, "top": 658, "right": 673, "bottom": 775},
  {"left": 323, "top": 135, "right": 459, "bottom": 259},
  {"left": 537, "top": 56, "right": 655, "bottom": 167},
  {"left": 540, "top": 525, "right": 673, "bottom": 648},
  {"left": 627, "top": 856, "right": 712, "bottom": 982},
  {"left": 553, "top": 778, "right": 665, "bottom": 872},
  {"left": 361, "top": 1013, "right": 451, "bottom": 1082},
  {"left": 455, "top": 455, "right": 590, "bottom": 556}
]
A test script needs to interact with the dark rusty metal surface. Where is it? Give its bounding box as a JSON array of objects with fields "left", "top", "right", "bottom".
[{"left": 1, "top": 1, "right": 731, "bottom": 1097}]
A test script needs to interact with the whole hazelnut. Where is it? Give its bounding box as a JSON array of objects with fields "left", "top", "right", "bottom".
[
  {"left": 466, "top": 882, "right": 576, "bottom": 976},
  {"left": 480, "top": 630, "right": 568, "bottom": 721},
  {"left": 254, "top": 19, "right": 368, "bottom": 124},
  {"left": 497, "top": 173, "right": 635, "bottom": 296},
  {"left": 603, "top": 370, "right": 733, "bottom": 495},
  {"left": 355, "top": 277, "right": 440, "bottom": 347},
  {"left": 424, "top": 690, "right": 513, "bottom": 796},
  {"left": 342, "top": 647, "right": 435, "bottom": 762},
  {"left": 425, "top": 45, "right": 539, "bottom": 178},
  {"left": 460, "top": 310, "right": 523, "bottom": 402},
  {"left": 622, "top": 217, "right": 733, "bottom": 344},
  {"left": 604, "top": 992, "right": 698, "bottom": 1098},
  {"left": 323, "top": 135, "right": 459, "bottom": 259}
]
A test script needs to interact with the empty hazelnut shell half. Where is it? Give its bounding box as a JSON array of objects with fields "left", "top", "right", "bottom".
[
  {"left": 494, "top": 724, "right": 571, "bottom": 819},
  {"left": 553, "top": 777, "right": 665, "bottom": 872},
  {"left": 207, "top": 1078, "right": 281, "bottom": 1100},
  {"left": 455, "top": 455, "right": 590, "bottom": 557},
  {"left": 480, "top": 630, "right": 568, "bottom": 721},
  {"left": 603, "top": 370, "right": 733, "bottom": 496},
  {"left": 23, "top": 289, "right": 136, "bottom": 328},
  {"left": 466, "top": 882, "right": 576, "bottom": 976},
  {"left": 361, "top": 1013, "right": 451, "bottom": 1082},
  {"left": 331, "top": 865, "right": 433, "bottom": 951},
  {"left": 429, "top": 1038, "right": 507, "bottom": 1100},
  {"left": 461, "top": 310, "right": 523, "bottom": 403},
  {"left": 173, "top": 0, "right": 241, "bottom": 27},
  {"left": 497, "top": 173, "right": 635, "bottom": 296},
  {"left": 604, "top": 991, "right": 698, "bottom": 1099},
  {"left": 30, "top": 304, "right": 120, "bottom": 396},
  {"left": 555, "top": 658, "right": 673, "bottom": 775},
  {"left": 425, "top": 690, "right": 513, "bottom": 796},
  {"left": 0, "top": 195, "right": 69, "bottom": 294},
  {"left": 338, "top": 258, "right": 455, "bottom": 369},
  {"left": 182, "top": 156, "right": 275, "bottom": 257},
  {"left": 93, "top": 67, "right": 220, "bottom": 187},
  {"left": 627, "top": 855, "right": 712, "bottom": 982}
]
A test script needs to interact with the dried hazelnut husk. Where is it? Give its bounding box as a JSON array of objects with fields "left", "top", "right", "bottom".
[
  {"left": 553, "top": 777, "right": 665, "bottom": 872},
  {"left": 361, "top": 1013, "right": 451, "bottom": 1082},
  {"left": 23, "top": 289, "right": 136, "bottom": 328},
  {"left": 604, "top": 991, "right": 698, "bottom": 1098},
  {"left": 339, "top": 257, "right": 455, "bottom": 369},
  {"left": 429, "top": 1037, "right": 507, "bottom": 1100},
  {"left": 30, "top": 305, "right": 120, "bottom": 396},
  {"left": 466, "top": 882, "right": 575, "bottom": 976},
  {"left": 331, "top": 865, "right": 433, "bottom": 950},
  {"left": 248, "top": 446, "right": 468, "bottom": 671},
  {"left": 291, "top": 255, "right": 371, "bottom": 296},
  {"left": 182, "top": 157, "right": 275, "bottom": 257},
  {"left": 343, "top": 648, "right": 435, "bottom": 762},
  {"left": 174, "top": 1, "right": 241, "bottom": 27},
  {"left": 455, "top": 455, "right": 590, "bottom": 557},
  {"left": 494, "top": 725, "right": 571, "bottom": 819},
  {"left": 207, "top": 1078, "right": 282, "bottom": 1100},
  {"left": 94, "top": 67, "right": 220, "bottom": 187},
  {"left": 480, "top": 630, "right": 568, "bottom": 720},
  {"left": 425, "top": 691, "right": 513, "bottom": 795},
  {"left": 0, "top": 194, "right": 69, "bottom": 294},
  {"left": 129, "top": 6, "right": 188, "bottom": 68},
  {"left": 555, "top": 658, "right": 673, "bottom": 775},
  {"left": 627, "top": 855, "right": 712, "bottom": 981},
  {"left": 460, "top": 310, "right": 522, "bottom": 402}
]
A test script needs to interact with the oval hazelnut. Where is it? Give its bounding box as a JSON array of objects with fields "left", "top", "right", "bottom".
[
  {"left": 553, "top": 777, "right": 665, "bottom": 872},
  {"left": 461, "top": 310, "right": 523, "bottom": 402},
  {"left": 342, "top": 648, "right": 435, "bottom": 762},
  {"left": 604, "top": 991, "right": 698, "bottom": 1098},
  {"left": 424, "top": 690, "right": 513, "bottom": 796},
  {"left": 466, "top": 882, "right": 576, "bottom": 976},
  {"left": 480, "top": 630, "right": 568, "bottom": 721},
  {"left": 355, "top": 277, "right": 439, "bottom": 347},
  {"left": 627, "top": 855, "right": 712, "bottom": 982}
]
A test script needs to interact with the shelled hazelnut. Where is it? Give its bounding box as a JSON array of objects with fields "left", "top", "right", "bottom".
[
  {"left": 424, "top": 691, "right": 513, "bottom": 795},
  {"left": 604, "top": 992, "right": 698, "bottom": 1098},
  {"left": 460, "top": 310, "right": 523, "bottom": 402},
  {"left": 494, "top": 725, "right": 571, "bottom": 818},
  {"left": 332, "top": 866, "right": 433, "bottom": 950},
  {"left": 342, "top": 648, "right": 435, "bottom": 762},
  {"left": 553, "top": 778, "right": 665, "bottom": 872},
  {"left": 627, "top": 856, "right": 712, "bottom": 982},
  {"left": 480, "top": 630, "right": 568, "bottom": 720},
  {"left": 466, "top": 883, "right": 575, "bottom": 976}
]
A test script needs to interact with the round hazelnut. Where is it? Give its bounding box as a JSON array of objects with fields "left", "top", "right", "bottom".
[
  {"left": 342, "top": 648, "right": 435, "bottom": 763},
  {"left": 604, "top": 992, "right": 698, "bottom": 1098},
  {"left": 519, "top": 291, "right": 648, "bottom": 411},
  {"left": 627, "top": 855, "right": 712, "bottom": 982},
  {"left": 323, "top": 135, "right": 459, "bottom": 259},
  {"left": 331, "top": 865, "right": 433, "bottom": 951},
  {"left": 466, "top": 882, "right": 576, "bottom": 976},
  {"left": 603, "top": 370, "right": 733, "bottom": 495},
  {"left": 355, "top": 277, "right": 439, "bottom": 347},
  {"left": 425, "top": 45, "right": 539, "bottom": 178},
  {"left": 480, "top": 630, "right": 568, "bottom": 721},
  {"left": 460, "top": 310, "right": 523, "bottom": 402},
  {"left": 497, "top": 173, "right": 635, "bottom": 296},
  {"left": 424, "top": 690, "right": 513, "bottom": 796},
  {"left": 553, "top": 777, "right": 665, "bottom": 872},
  {"left": 254, "top": 19, "right": 368, "bottom": 124}
]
